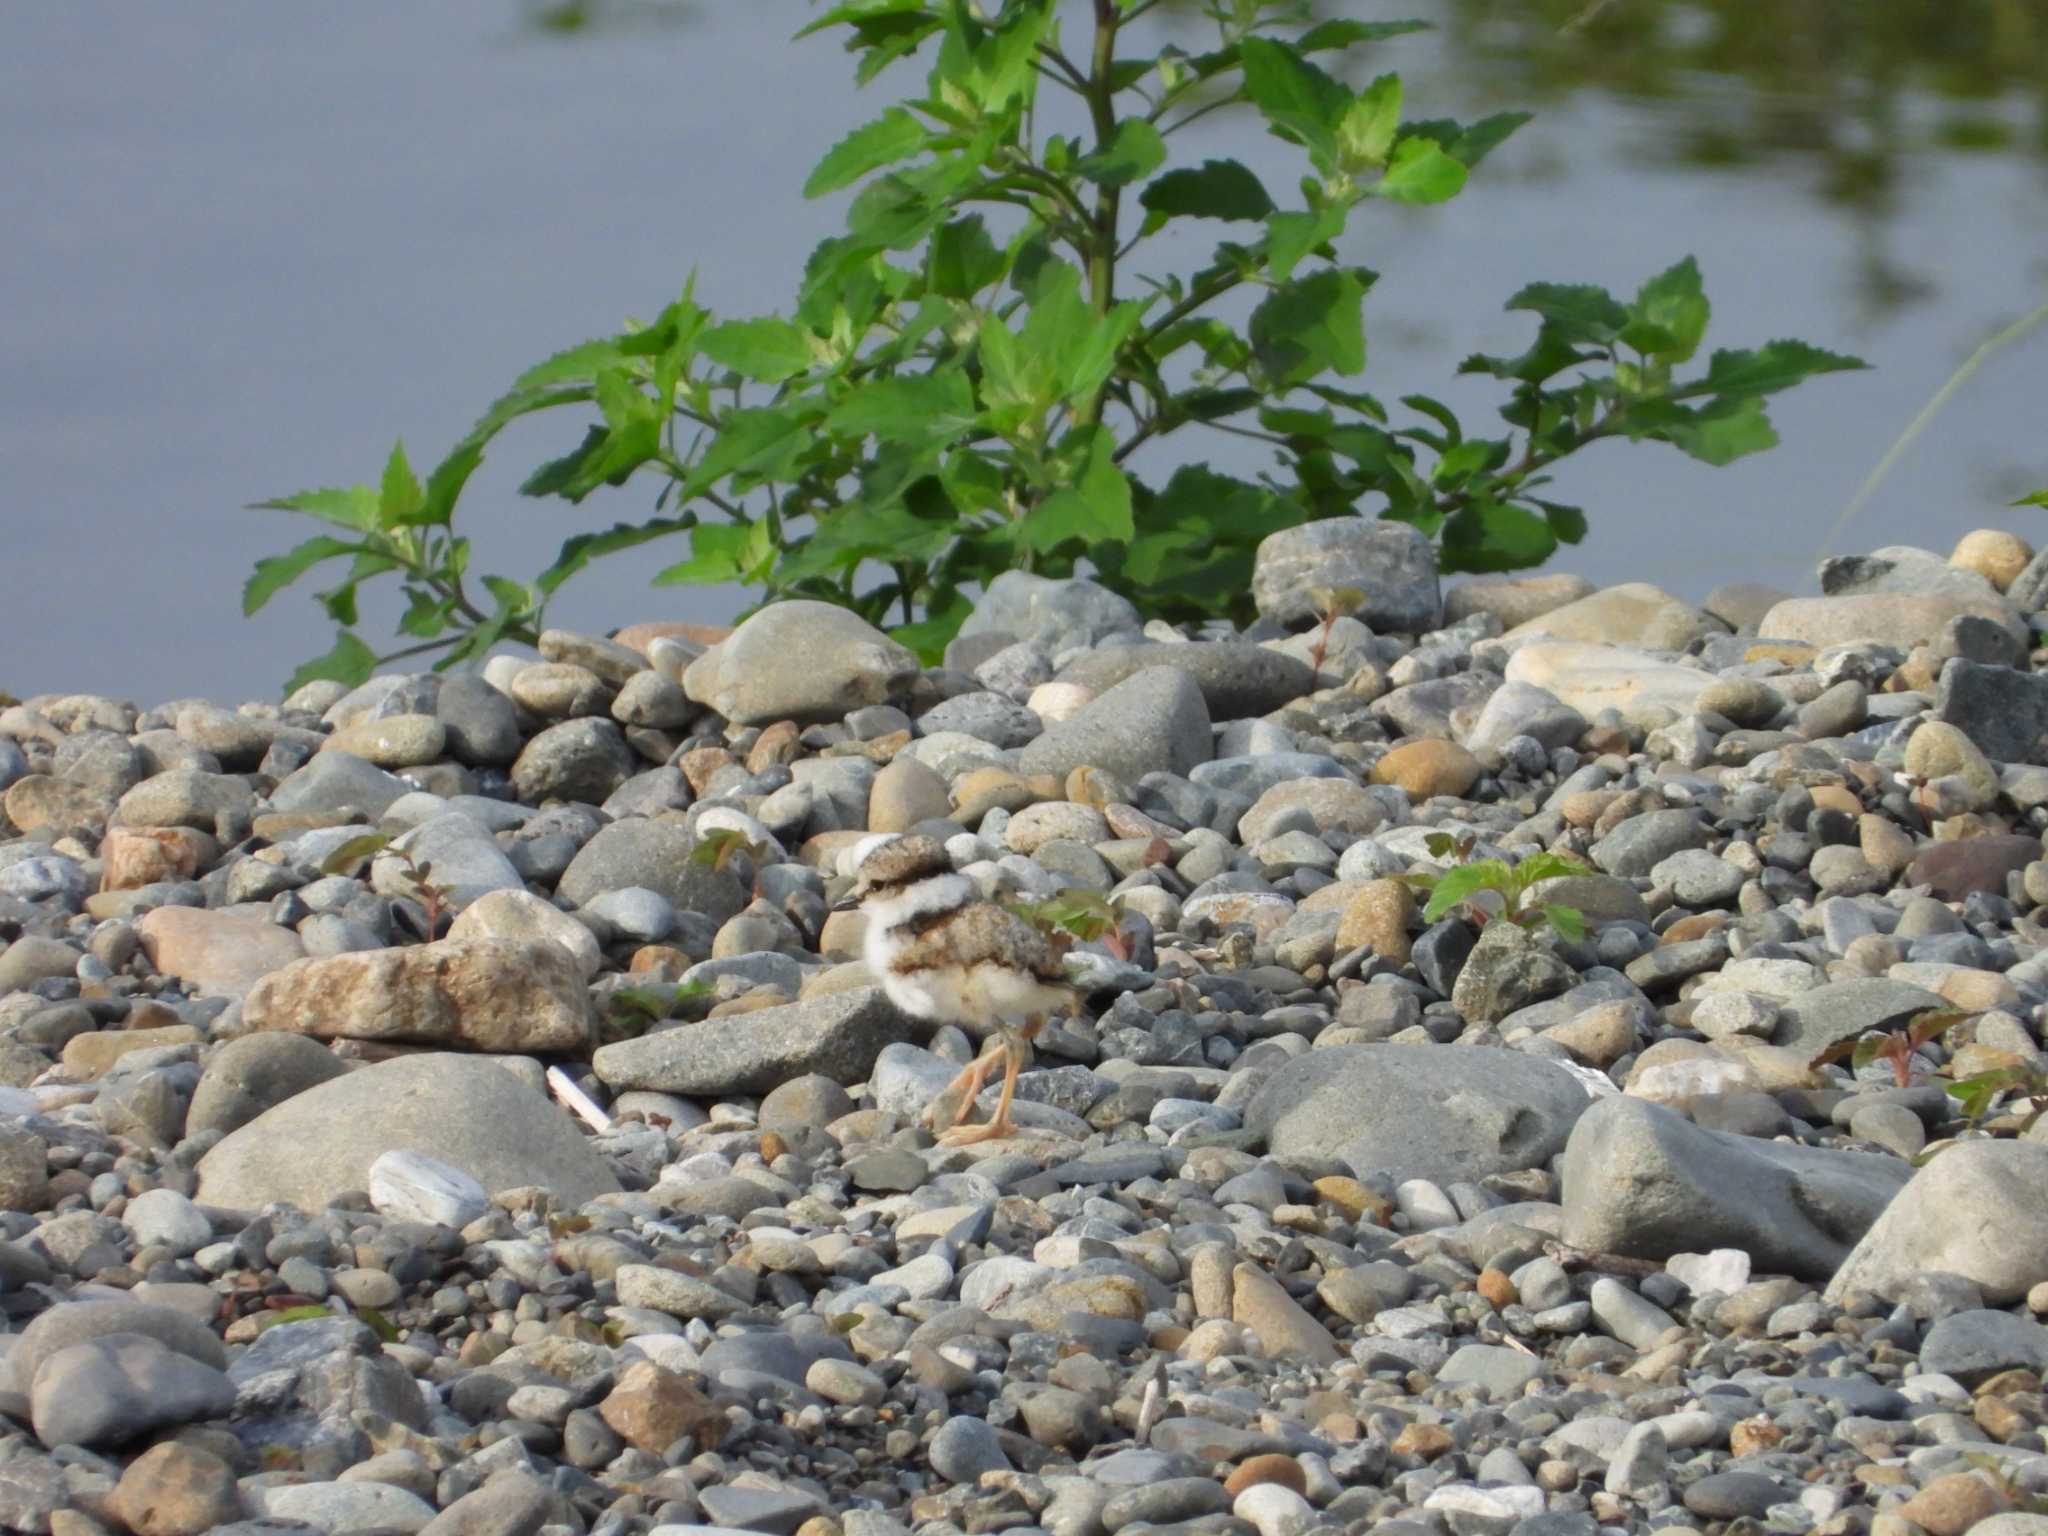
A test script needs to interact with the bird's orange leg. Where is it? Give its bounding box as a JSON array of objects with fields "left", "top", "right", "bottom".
[
  {"left": 921, "top": 1037, "right": 1004, "bottom": 1135},
  {"left": 938, "top": 1021, "right": 1036, "bottom": 1145}
]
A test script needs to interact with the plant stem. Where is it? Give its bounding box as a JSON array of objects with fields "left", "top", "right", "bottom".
[
  {"left": 1819, "top": 297, "right": 2048, "bottom": 562},
  {"left": 1078, "top": 0, "right": 1123, "bottom": 425}
]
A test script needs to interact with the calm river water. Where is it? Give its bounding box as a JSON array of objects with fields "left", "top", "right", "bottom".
[{"left": 4, "top": 1, "right": 2044, "bottom": 700}]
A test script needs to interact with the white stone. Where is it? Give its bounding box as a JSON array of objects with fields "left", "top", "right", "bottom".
[
  {"left": 122, "top": 1188, "right": 212, "bottom": 1256},
  {"left": 446, "top": 887, "right": 603, "bottom": 980},
  {"left": 1234, "top": 1482, "right": 1316, "bottom": 1536},
  {"left": 1666, "top": 1248, "right": 1751, "bottom": 1297},
  {"left": 366, "top": 1149, "right": 488, "bottom": 1230},
  {"left": 1504, "top": 640, "right": 1713, "bottom": 721}
]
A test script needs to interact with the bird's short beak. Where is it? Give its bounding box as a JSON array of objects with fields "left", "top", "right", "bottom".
[{"left": 828, "top": 875, "right": 863, "bottom": 912}]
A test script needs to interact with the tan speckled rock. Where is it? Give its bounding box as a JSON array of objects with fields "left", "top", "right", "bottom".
[
  {"left": 135, "top": 906, "right": 305, "bottom": 1000},
  {"left": 867, "top": 756, "right": 950, "bottom": 834},
  {"left": 1502, "top": 582, "right": 1720, "bottom": 652},
  {"left": 242, "top": 938, "right": 592, "bottom": 1053},
  {"left": 1760, "top": 592, "right": 2023, "bottom": 651},
  {"left": 1336, "top": 880, "right": 1413, "bottom": 964},
  {"left": 1372, "top": 740, "right": 1481, "bottom": 800},
  {"left": 1231, "top": 1261, "right": 1340, "bottom": 1364},
  {"left": 320, "top": 712, "right": 446, "bottom": 768},
  {"left": 1952, "top": 529, "right": 2033, "bottom": 593},
  {"left": 1443, "top": 573, "right": 1595, "bottom": 630},
  {"left": 1904, "top": 720, "right": 2000, "bottom": 813}
]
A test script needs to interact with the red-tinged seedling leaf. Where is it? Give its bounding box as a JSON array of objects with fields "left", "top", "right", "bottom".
[
  {"left": 321, "top": 833, "right": 393, "bottom": 876},
  {"left": 1907, "top": 1010, "right": 1967, "bottom": 1049}
]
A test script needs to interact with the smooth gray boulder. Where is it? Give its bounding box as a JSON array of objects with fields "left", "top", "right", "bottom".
[
  {"left": 594, "top": 987, "right": 917, "bottom": 1096},
  {"left": 1825, "top": 1140, "right": 2048, "bottom": 1306},
  {"left": 683, "top": 600, "right": 919, "bottom": 726},
  {"left": 195, "top": 1053, "right": 620, "bottom": 1213},
  {"left": 555, "top": 818, "right": 746, "bottom": 925},
  {"left": 1772, "top": 977, "right": 1947, "bottom": 1058},
  {"left": 1252, "top": 519, "right": 1440, "bottom": 631},
  {"left": 1245, "top": 1044, "right": 1594, "bottom": 1185},
  {"left": 1562, "top": 1095, "right": 1910, "bottom": 1280},
  {"left": 1056, "top": 643, "right": 1315, "bottom": 720},
  {"left": 1020, "top": 667, "right": 1213, "bottom": 784}
]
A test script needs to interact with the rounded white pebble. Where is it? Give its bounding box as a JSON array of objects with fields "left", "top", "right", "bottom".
[
  {"left": 1234, "top": 1482, "right": 1316, "bottom": 1536},
  {"left": 366, "top": 1149, "right": 488, "bottom": 1229}
]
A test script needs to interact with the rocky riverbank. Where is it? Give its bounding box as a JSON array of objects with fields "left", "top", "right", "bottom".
[{"left": 1, "top": 523, "right": 2048, "bottom": 1536}]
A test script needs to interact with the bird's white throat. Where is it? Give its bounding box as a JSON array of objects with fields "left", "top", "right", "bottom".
[{"left": 862, "top": 871, "right": 978, "bottom": 934}]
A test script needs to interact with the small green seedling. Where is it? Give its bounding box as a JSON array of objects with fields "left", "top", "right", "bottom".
[
  {"left": 1304, "top": 585, "right": 1367, "bottom": 678},
  {"left": 606, "top": 979, "right": 714, "bottom": 1031},
  {"left": 1809, "top": 1008, "right": 1965, "bottom": 1090},
  {"left": 323, "top": 831, "right": 454, "bottom": 940},
  {"left": 1007, "top": 889, "right": 1133, "bottom": 963},
  {"left": 689, "top": 826, "right": 767, "bottom": 874},
  {"left": 1402, "top": 832, "right": 1593, "bottom": 940}
]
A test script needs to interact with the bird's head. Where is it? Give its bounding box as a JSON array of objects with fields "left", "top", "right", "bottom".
[{"left": 849, "top": 833, "right": 953, "bottom": 905}]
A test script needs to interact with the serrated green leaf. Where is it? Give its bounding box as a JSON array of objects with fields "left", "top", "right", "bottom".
[
  {"left": 1020, "top": 426, "right": 1133, "bottom": 554},
  {"left": 700, "top": 318, "right": 817, "bottom": 383},
  {"left": 243, "top": 535, "right": 363, "bottom": 617},
  {"left": 1377, "top": 136, "right": 1467, "bottom": 204},
  {"left": 927, "top": 215, "right": 1006, "bottom": 298},
  {"left": 654, "top": 522, "right": 757, "bottom": 587},
  {"left": 2013, "top": 489, "right": 2048, "bottom": 509},
  {"left": 537, "top": 517, "right": 694, "bottom": 597},
  {"left": 1140, "top": 160, "right": 1274, "bottom": 223},
  {"left": 284, "top": 631, "right": 378, "bottom": 697},
  {"left": 1628, "top": 255, "right": 1710, "bottom": 363},
  {"left": 1422, "top": 862, "right": 1503, "bottom": 922},
  {"left": 1298, "top": 19, "right": 1432, "bottom": 50},
  {"left": 1238, "top": 37, "right": 1347, "bottom": 174},
  {"left": 1541, "top": 904, "right": 1586, "bottom": 942},
  {"left": 1075, "top": 118, "right": 1166, "bottom": 187},
  {"left": 1339, "top": 74, "right": 1401, "bottom": 169},
  {"left": 824, "top": 371, "right": 976, "bottom": 447},
  {"left": 1515, "top": 850, "right": 1594, "bottom": 886},
  {"left": 804, "top": 106, "right": 929, "bottom": 198},
  {"left": 679, "top": 405, "right": 819, "bottom": 496},
  {"left": 1703, "top": 339, "right": 1867, "bottom": 395},
  {"left": 1265, "top": 206, "right": 1347, "bottom": 283},
  {"left": 250, "top": 485, "right": 382, "bottom": 534},
  {"left": 1250, "top": 269, "right": 1367, "bottom": 387},
  {"left": 397, "top": 589, "right": 455, "bottom": 639},
  {"left": 378, "top": 441, "right": 425, "bottom": 525},
  {"left": 1651, "top": 394, "right": 1779, "bottom": 466},
  {"left": 1440, "top": 500, "right": 1559, "bottom": 573},
  {"left": 1535, "top": 500, "right": 1589, "bottom": 545},
  {"left": 1505, "top": 282, "right": 1629, "bottom": 346}
]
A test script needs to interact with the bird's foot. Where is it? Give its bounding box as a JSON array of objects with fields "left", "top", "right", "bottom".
[{"left": 936, "top": 1113, "right": 1020, "bottom": 1146}]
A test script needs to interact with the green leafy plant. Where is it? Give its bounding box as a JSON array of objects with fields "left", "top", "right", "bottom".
[
  {"left": 606, "top": 978, "right": 715, "bottom": 1031},
  {"left": 1402, "top": 831, "right": 1592, "bottom": 939},
  {"left": 322, "top": 832, "right": 454, "bottom": 940},
  {"left": 248, "top": 1, "right": 1864, "bottom": 691},
  {"left": 1009, "top": 887, "right": 1134, "bottom": 961},
  {"left": 1941, "top": 1060, "right": 2048, "bottom": 1139},
  {"left": 689, "top": 826, "right": 770, "bottom": 874}
]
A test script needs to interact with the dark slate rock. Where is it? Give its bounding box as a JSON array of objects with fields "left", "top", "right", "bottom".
[
  {"left": 592, "top": 987, "right": 917, "bottom": 1095},
  {"left": 1413, "top": 919, "right": 1476, "bottom": 997},
  {"left": 1683, "top": 1472, "right": 1793, "bottom": 1521},
  {"left": 1247, "top": 1043, "right": 1591, "bottom": 1186},
  {"left": 1590, "top": 810, "right": 1713, "bottom": 879},
  {"left": 1560, "top": 1096, "right": 1910, "bottom": 1280},
  {"left": 1772, "top": 977, "right": 1950, "bottom": 1057},
  {"left": 555, "top": 818, "right": 746, "bottom": 924},
  {"left": 1019, "top": 667, "right": 1213, "bottom": 784},
  {"left": 1057, "top": 643, "right": 1315, "bottom": 720},
  {"left": 1919, "top": 1308, "right": 2048, "bottom": 1386}
]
